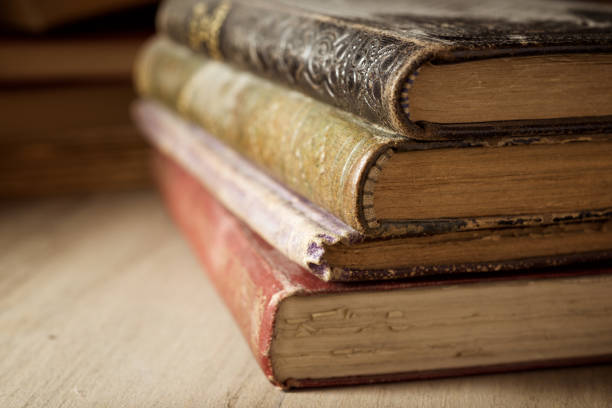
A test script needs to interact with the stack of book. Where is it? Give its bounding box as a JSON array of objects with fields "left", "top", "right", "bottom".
[
  {"left": 133, "top": 0, "right": 612, "bottom": 389},
  {"left": 0, "top": 0, "right": 157, "bottom": 196}
]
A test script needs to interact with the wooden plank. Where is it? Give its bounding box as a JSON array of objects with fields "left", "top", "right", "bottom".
[{"left": 1, "top": 191, "right": 611, "bottom": 407}]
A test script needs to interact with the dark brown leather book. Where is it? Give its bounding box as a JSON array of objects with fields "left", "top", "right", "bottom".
[
  {"left": 154, "top": 148, "right": 612, "bottom": 389},
  {"left": 157, "top": 0, "right": 612, "bottom": 139},
  {"left": 0, "top": 34, "right": 146, "bottom": 83},
  {"left": 0, "top": 0, "right": 156, "bottom": 32},
  {"left": 0, "top": 32, "right": 152, "bottom": 196}
]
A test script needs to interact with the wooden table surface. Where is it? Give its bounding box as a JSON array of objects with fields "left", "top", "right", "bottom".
[{"left": 2, "top": 190, "right": 611, "bottom": 407}]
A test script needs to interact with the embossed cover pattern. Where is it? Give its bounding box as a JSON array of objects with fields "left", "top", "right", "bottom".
[{"left": 158, "top": 0, "right": 612, "bottom": 138}]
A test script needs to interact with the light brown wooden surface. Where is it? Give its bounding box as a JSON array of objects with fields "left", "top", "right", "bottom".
[{"left": 1, "top": 190, "right": 611, "bottom": 407}]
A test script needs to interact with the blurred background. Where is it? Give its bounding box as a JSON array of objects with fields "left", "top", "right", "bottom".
[{"left": 0, "top": 0, "right": 159, "bottom": 198}]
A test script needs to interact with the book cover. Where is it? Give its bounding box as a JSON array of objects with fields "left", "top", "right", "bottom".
[
  {"left": 133, "top": 100, "right": 612, "bottom": 281},
  {"left": 154, "top": 149, "right": 612, "bottom": 389},
  {"left": 157, "top": 0, "right": 612, "bottom": 138}
]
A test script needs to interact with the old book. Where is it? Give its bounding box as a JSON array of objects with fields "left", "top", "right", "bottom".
[
  {"left": 0, "top": 0, "right": 155, "bottom": 32},
  {"left": 0, "top": 124, "right": 151, "bottom": 197},
  {"left": 135, "top": 37, "right": 612, "bottom": 235},
  {"left": 133, "top": 100, "right": 612, "bottom": 281},
  {"left": 154, "top": 149, "right": 612, "bottom": 388},
  {"left": 0, "top": 84, "right": 151, "bottom": 196},
  {"left": 0, "top": 87, "right": 151, "bottom": 196},
  {"left": 157, "top": 0, "right": 612, "bottom": 139},
  {"left": 0, "top": 30, "right": 152, "bottom": 196},
  {"left": 0, "top": 34, "right": 147, "bottom": 83}
]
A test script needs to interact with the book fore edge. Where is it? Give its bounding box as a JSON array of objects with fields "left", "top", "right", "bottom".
[{"left": 361, "top": 148, "right": 395, "bottom": 229}]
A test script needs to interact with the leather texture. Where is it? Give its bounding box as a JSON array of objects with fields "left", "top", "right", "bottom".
[{"left": 157, "top": 0, "right": 612, "bottom": 138}]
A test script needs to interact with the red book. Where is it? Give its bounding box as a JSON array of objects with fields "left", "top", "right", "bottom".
[{"left": 154, "top": 151, "right": 612, "bottom": 389}]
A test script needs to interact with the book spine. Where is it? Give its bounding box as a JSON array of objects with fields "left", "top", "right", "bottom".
[
  {"left": 156, "top": 0, "right": 427, "bottom": 135},
  {"left": 135, "top": 36, "right": 401, "bottom": 232},
  {"left": 134, "top": 99, "right": 361, "bottom": 280},
  {"left": 154, "top": 150, "right": 285, "bottom": 386}
]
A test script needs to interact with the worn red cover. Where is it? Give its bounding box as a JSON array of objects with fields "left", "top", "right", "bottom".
[{"left": 154, "top": 151, "right": 612, "bottom": 389}]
